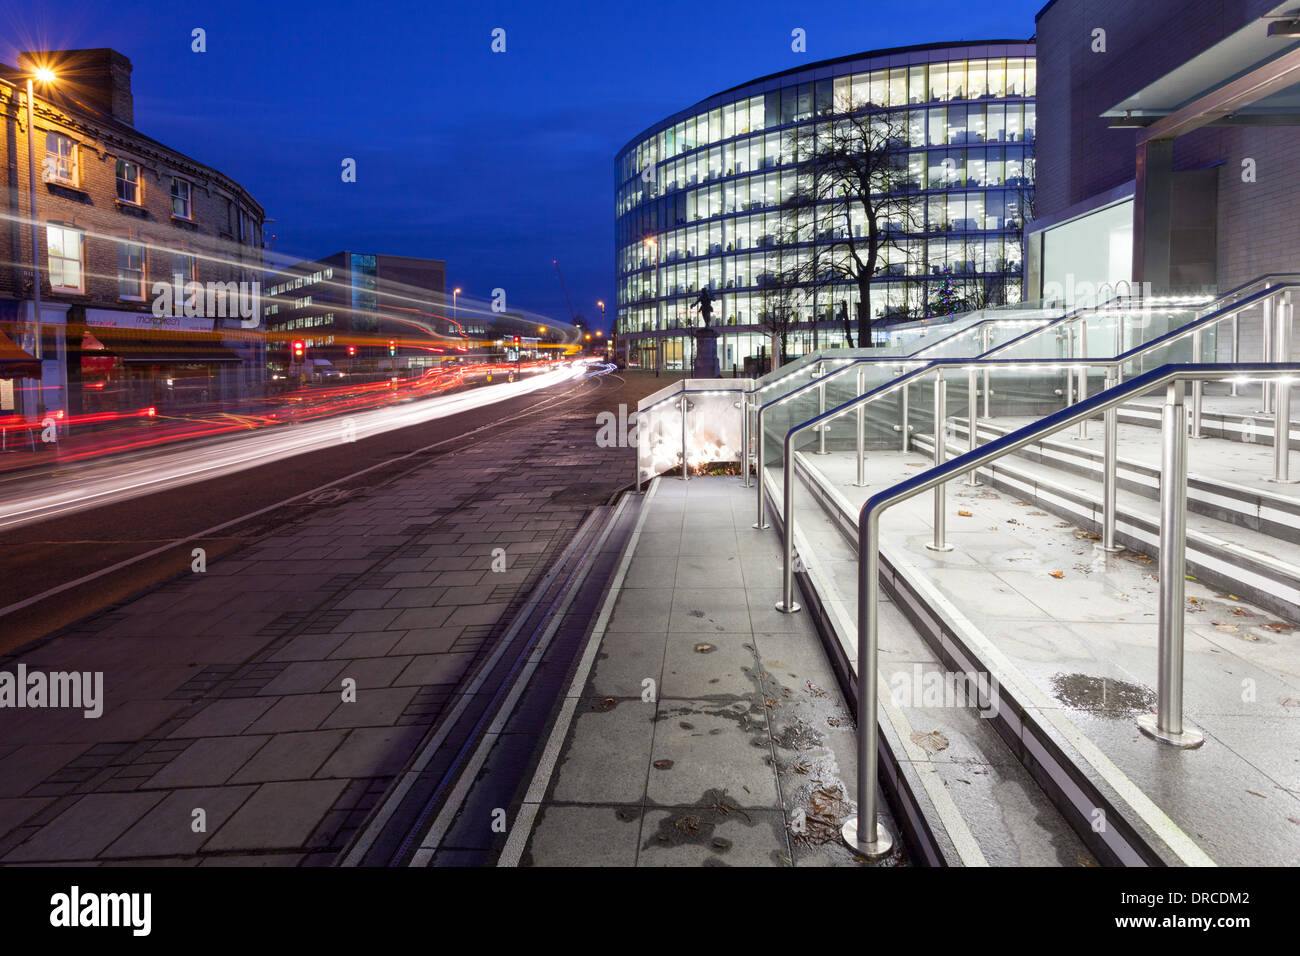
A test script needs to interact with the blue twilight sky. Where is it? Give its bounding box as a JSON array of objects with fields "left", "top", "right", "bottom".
[{"left": 2, "top": 0, "right": 1044, "bottom": 330}]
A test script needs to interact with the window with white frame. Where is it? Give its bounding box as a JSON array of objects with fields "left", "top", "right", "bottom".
[
  {"left": 117, "top": 242, "right": 146, "bottom": 299},
  {"left": 116, "top": 160, "right": 141, "bottom": 204},
  {"left": 44, "top": 132, "right": 77, "bottom": 186},
  {"left": 170, "top": 177, "right": 192, "bottom": 219},
  {"left": 171, "top": 250, "right": 196, "bottom": 285},
  {"left": 46, "top": 225, "right": 84, "bottom": 292}
]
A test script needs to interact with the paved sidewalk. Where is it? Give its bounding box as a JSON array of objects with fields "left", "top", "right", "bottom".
[
  {"left": 510, "top": 477, "right": 900, "bottom": 867},
  {"left": 0, "top": 372, "right": 652, "bottom": 865}
]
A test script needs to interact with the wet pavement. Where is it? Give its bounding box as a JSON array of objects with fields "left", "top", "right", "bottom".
[{"left": 506, "top": 477, "right": 903, "bottom": 867}]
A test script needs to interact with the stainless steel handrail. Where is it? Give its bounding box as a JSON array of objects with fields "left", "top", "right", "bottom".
[
  {"left": 770, "top": 283, "right": 1300, "bottom": 605},
  {"left": 838, "top": 362, "right": 1300, "bottom": 858},
  {"left": 776, "top": 356, "right": 1124, "bottom": 610},
  {"left": 751, "top": 357, "right": 927, "bottom": 529},
  {"left": 983, "top": 279, "right": 1299, "bottom": 364}
]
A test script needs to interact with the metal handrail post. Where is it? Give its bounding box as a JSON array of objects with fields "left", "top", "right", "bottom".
[
  {"left": 1230, "top": 314, "right": 1240, "bottom": 396},
  {"left": 1064, "top": 326, "right": 1075, "bottom": 406},
  {"left": 777, "top": 425, "right": 801, "bottom": 613},
  {"left": 1137, "top": 380, "right": 1204, "bottom": 748},
  {"left": 680, "top": 393, "right": 690, "bottom": 482},
  {"left": 1101, "top": 372, "right": 1123, "bottom": 553},
  {"left": 754, "top": 404, "right": 768, "bottom": 529},
  {"left": 1260, "top": 297, "right": 1275, "bottom": 414},
  {"left": 1076, "top": 323, "right": 1089, "bottom": 439},
  {"left": 926, "top": 373, "right": 952, "bottom": 552},
  {"left": 855, "top": 366, "right": 867, "bottom": 487},
  {"left": 1272, "top": 292, "right": 1295, "bottom": 484},
  {"left": 964, "top": 368, "right": 981, "bottom": 487},
  {"left": 741, "top": 392, "right": 752, "bottom": 488},
  {"left": 815, "top": 361, "right": 828, "bottom": 455},
  {"left": 1190, "top": 329, "right": 1203, "bottom": 439},
  {"left": 900, "top": 382, "right": 910, "bottom": 451},
  {"left": 840, "top": 506, "right": 893, "bottom": 859},
  {"left": 981, "top": 325, "right": 992, "bottom": 418}
]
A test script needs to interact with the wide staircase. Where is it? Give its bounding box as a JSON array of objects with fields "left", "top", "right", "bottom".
[{"left": 746, "top": 276, "right": 1300, "bottom": 866}]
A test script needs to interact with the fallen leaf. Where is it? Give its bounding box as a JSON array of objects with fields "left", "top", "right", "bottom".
[
  {"left": 910, "top": 729, "right": 950, "bottom": 754},
  {"left": 958, "top": 509, "right": 973, "bottom": 517},
  {"left": 1050, "top": 570, "right": 1064, "bottom": 579}
]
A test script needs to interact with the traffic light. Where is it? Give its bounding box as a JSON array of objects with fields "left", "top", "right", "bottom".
[
  {"left": 291, "top": 340, "right": 305, "bottom": 359},
  {"left": 347, "top": 345, "right": 357, "bottom": 357},
  {"left": 513, "top": 335, "right": 521, "bottom": 347},
  {"left": 388, "top": 339, "right": 397, "bottom": 356}
]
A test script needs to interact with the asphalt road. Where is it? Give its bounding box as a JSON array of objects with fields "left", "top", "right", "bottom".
[{"left": 0, "top": 368, "right": 669, "bottom": 654}]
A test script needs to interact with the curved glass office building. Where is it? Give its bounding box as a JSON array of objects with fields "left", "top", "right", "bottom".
[{"left": 614, "top": 40, "right": 1036, "bottom": 372}]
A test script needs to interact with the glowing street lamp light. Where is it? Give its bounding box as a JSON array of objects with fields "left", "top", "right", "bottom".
[{"left": 452, "top": 287, "right": 462, "bottom": 323}]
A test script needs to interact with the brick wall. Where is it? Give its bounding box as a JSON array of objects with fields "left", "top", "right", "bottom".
[
  {"left": 1036, "top": 1, "right": 1300, "bottom": 359},
  {"left": 0, "top": 82, "right": 264, "bottom": 320},
  {"left": 1034, "top": 0, "right": 1276, "bottom": 218}
]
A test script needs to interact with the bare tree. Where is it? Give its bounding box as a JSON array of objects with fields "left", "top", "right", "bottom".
[
  {"left": 755, "top": 257, "right": 802, "bottom": 370},
  {"left": 786, "top": 103, "right": 920, "bottom": 348}
]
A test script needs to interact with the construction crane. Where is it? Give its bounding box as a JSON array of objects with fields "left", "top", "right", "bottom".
[{"left": 552, "top": 258, "right": 579, "bottom": 327}]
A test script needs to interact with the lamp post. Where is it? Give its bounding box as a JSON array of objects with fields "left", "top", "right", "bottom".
[
  {"left": 23, "top": 67, "right": 56, "bottom": 416},
  {"left": 452, "top": 287, "right": 462, "bottom": 324}
]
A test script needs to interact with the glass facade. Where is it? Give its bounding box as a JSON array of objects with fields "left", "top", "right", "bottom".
[{"left": 614, "top": 42, "right": 1036, "bottom": 371}]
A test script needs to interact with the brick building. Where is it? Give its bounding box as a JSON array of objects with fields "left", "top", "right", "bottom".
[
  {"left": 1026, "top": 0, "right": 1300, "bottom": 357},
  {"left": 0, "top": 48, "right": 265, "bottom": 421}
]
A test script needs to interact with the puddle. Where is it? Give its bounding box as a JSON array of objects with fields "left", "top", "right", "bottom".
[{"left": 1050, "top": 672, "right": 1156, "bottom": 718}]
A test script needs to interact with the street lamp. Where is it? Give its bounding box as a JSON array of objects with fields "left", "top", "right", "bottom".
[
  {"left": 22, "top": 66, "right": 56, "bottom": 413},
  {"left": 452, "top": 287, "right": 462, "bottom": 323}
]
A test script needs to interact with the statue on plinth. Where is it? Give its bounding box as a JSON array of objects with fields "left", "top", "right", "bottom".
[{"left": 690, "top": 287, "right": 721, "bottom": 378}]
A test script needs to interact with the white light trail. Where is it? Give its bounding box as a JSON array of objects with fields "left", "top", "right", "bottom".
[{"left": 0, "top": 365, "right": 589, "bottom": 531}]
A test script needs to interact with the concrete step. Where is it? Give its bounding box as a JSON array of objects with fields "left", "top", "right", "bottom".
[
  {"left": 765, "top": 470, "right": 1101, "bottom": 867},
  {"left": 961, "top": 417, "right": 1300, "bottom": 545},
  {"left": 910, "top": 426, "right": 1300, "bottom": 622},
  {"left": 784, "top": 451, "right": 1300, "bottom": 867},
  {"left": 1120, "top": 391, "right": 1300, "bottom": 449}
]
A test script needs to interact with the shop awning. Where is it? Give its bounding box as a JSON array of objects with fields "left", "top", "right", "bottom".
[
  {"left": 0, "top": 326, "right": 41, "bottom": 380},
  {"left": 82, "top": 327, "right": 243, "bottom": 364}
]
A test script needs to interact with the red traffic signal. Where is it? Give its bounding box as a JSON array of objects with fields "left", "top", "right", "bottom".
[
  {"left": 347, "top": 345, "right": 357, "bottom": 357},
  {"left": 291, "top": 339, "right": 305, "bottom": 359},
  {"left": 513, "top": 335, "right": 521, "bottom": 346},
  {"left": 388, "top": 339, "right": 397, "bottom": 356}
]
